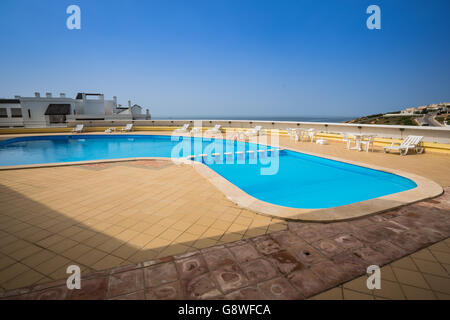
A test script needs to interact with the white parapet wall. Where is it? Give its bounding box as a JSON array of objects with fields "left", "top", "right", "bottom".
[{"left": 65, "top": 119, "right": 450, "bottom": 144}]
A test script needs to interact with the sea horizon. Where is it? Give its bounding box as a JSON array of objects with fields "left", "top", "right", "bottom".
[{"left": 151, "top": 115, "right": 355, "bottom": 123}]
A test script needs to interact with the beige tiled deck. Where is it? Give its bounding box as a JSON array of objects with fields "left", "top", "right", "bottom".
[
  {"left": 311, "top": 238, "right": 450, "bottom": 300},
  {"left": 0, "top": 159, "right": 286, "bottom": 291}
]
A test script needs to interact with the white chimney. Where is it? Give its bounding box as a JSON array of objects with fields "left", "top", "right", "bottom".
[
  {"left": 60, "top": 93, "right": 66, "bottom": 98},
  {"left": 46, "top": 92, "right": 52, "bottom": 98},
  {"left": 128, "top": 100, "right": 131, "bottom": 108},
  {"left": 34, "top": 92, "right": 40, "bottom": 98}
]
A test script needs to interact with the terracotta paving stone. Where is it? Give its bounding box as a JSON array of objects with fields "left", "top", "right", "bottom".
[
  {"left": 369, "top": 240, "right": 407, "bottom": 261},
  {"left": 203, "top": 247, "right": 236, "bottom": 270},
  {"left": 379, "top": 221, "right": 410, "bottom": 234},
  {"left": 144, "top": 262, "right": 178, "bottom": 288},
  {"left": 420, "top": 227, "right": 447, "bottom": 243},
  {"left": 403, "top": 230, "right": 436, "bottom": 249},
  {"left": 211, "top": 263, "right": 250, "bottom": 293},
  {"left": 225, "top": 287, "right": 265, "bottom": 300},
  {"left": 312, "top": 238, "right": 347, "bottom": 258},
  {"left": 287, "top": 269, "right": 326, "bottom": 298},
  {"left": 228, "top": 243, "right": 260, "bottom": 263},
  {"left": 257, "top": 277, "right": 301, "bottom": 300},
  {"left": 290, "top": 225, "right": 324, "bottom": 243},
  {"left": 67, "top": 277, "right": 108, "bottom": 300},
  {"left": 267, "top": 251, "right": 305, "bottom": 274},
  {"left": 107, "top": 269, "right": 144, "bottom": 298},
  {"left": 351, "top": 225, "right": 387, "bottom": 243},
  {"left": 288, "top": 243, "right": 327, "bottom": 267},
  {"left": 175, "top": 255, "right": 208, "bottom": 280},
  {"left": 145, "top": 282, "right": 183, "bottom": 300},
  {"left": 310, "top": 261, "right": 349, "bottom": 288},
  {"left": 111, "top": 290, "right": 145, "bottom": 300},
  {"left": 270, "top": 230, "right": 305, "bottom": 248},
  {"left": 240, "top": 258, "right": 278, "bottom": 283},
  {"left": 251, "top": 235, "right": 281, "bottom": 255},
  {"left": 182, "top": 273, "right": 222, "bottom": 299},
  {"left": 333, "top": 234, "right": 364, "bottom": 250},
  {"left": 331, "top": 252, "right": 367, "bottom": 275},
  {"left": 388, "top": 232, "right": 423, "bottom": 253},
  {"left": 25, "top": 286, "right": 69, "bottom": 300},
  {"left": 352, "top": 247, "right": 391, "bottom": 266}
]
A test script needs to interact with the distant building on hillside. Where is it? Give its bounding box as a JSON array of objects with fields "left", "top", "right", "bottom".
[
  {"left": 399, "top": 103, "right": 450, "bottom": 115},
  {"left": 0, "top": 92, "right": 151, "bottom": 128}
]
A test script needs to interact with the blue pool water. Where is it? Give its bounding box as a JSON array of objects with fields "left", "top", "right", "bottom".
[{"left": 0, "top": 135, "right": 417, "bottom": 209}]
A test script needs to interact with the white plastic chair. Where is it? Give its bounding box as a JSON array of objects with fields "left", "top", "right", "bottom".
[
  {"left": 342, "top": 133, "right": 351, "bottom": 148},
  {"left": 205, "top": 124, "right": 222, "bottom": 135},
  {"left": 120, "top": 123, "right": 133, "bottom": 132},
  {"left": 292, "top": 129, "right": 304, "bottom": 142},
  {"left": 302, "top": 128, "right": 315, "bottom": 143},
  {"left": 245, "top": 126, "right": 262, "bottom": 137},
  {"left": 72, "top": 124, "right": 84, "bottom": 133},
  {"left": 174, "top": 123, "right": 190, "bottom": 133},
  {"left": 286, "top": 128, "right": 296, "bottom": 140},
  {"left": 190, "top": 127, "right": 202, "bottom": 135},
  {"left": 360, "top": 135, "right": 375, "bottom": 152}
]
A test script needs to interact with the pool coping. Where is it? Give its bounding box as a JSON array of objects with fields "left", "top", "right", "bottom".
[{"left": 0, "top": 133, "right": 443, "bottom": 222}]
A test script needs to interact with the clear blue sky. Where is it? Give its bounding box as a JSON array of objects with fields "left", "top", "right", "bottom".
[{"left": 0, "top": 0, "right": 449, "bottom": 118}]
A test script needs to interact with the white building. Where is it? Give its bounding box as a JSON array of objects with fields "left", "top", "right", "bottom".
[
  {"left": 0, "top": 92, "right": 150, "bottom": 128},
  {"left": 0, "top": 99, "right": 23, "bottom": 127}
]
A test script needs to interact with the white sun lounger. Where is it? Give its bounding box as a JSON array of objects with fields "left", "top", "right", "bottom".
[
  {"left": 174, "top": 123, "right": 190, "bottom": 133},
  {"left": 205, "top": 124, "right": 222, "bottom": 135},
  {"left": 120, "top": 123, "right": 134, "bottom": 132},
  {"left": 190, "top": 127, "right": 202, "bottom": 135},
  {"left": 245, "top": 125, "right": 262, "bottom": 137},
  {"left": 72, "top": 124, "right": 84, "bottom": 133},
  {"left": 384, "top": 135, "right": 424, "bottom": 156}
]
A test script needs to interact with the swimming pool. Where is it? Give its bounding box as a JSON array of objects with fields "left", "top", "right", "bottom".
[{"left": 0, "top": 134, "right": 417, "bottom": 209}]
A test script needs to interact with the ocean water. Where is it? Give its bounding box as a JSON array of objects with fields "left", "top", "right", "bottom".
[{"left": 151, "top": 116, "right": 353, "bottom": 123}]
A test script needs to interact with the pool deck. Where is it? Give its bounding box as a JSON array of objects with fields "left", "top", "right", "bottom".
[
  {"left": 0, "top": 131, "right": 449, "bottom": 299},
  {"left": 0, "top": 132, "right": 446, "bottom": 221}
]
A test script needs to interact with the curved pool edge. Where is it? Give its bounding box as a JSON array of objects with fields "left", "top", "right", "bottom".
[
  {"left": 190, "top": 156, "right": 443, "bottom": 222},
  {"left": 0, "top": 150, "right": 443, "bottom": 223}
]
